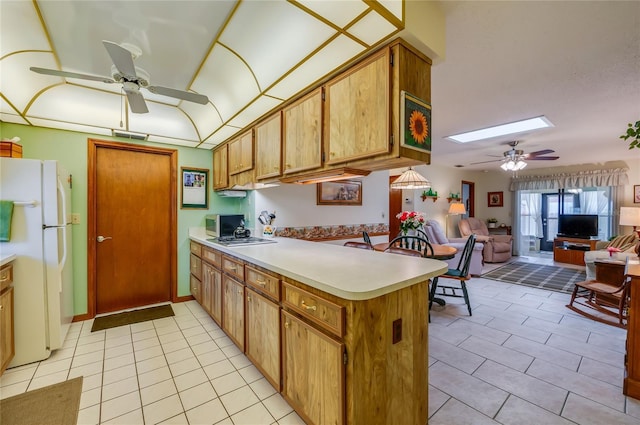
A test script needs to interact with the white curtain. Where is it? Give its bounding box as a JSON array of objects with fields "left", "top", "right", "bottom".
[{"left": 510, "top": 168, "right": 628, "bottom": 191}]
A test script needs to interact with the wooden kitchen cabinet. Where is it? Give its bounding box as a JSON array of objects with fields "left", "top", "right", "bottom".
[
  {"left": 201, "top": 262, "right": 214, "bottom": 315},
  {"left": 228, "top": 130, "right": 253, "bottom": 176},
  {"left": 282, "top": 309, "right": 345, "bottom": 425},
  {"left": 255, "top": 113, "right": 282, "bottom": 180},
  {"left": 282, "top": 88, "right": 323, "bottom": 175},
  {"left": 0, "top": 263, "right": 15, "bottom": 376},
  {"left": 222, "top": 276, "right": 245, "bottom": 350},
  {"left": 246, "top": 287, "right": 281, "bottom": 390},
  {"left": 625, "top": 260, "right": 640, "bottom": 400},
  {"left": 324, "top": 49, "right": 390, "bottom": 165},
  {"left": 213, "top": 145, "right": 229, "bottom": 190}
]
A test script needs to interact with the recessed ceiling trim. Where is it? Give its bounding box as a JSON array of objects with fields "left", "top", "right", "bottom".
[
  {"left": 0, "top": 49, "right": 51, "bottom": 62},
  {"left": 217, "top": 41, "right": 262, "bottom": 91}
]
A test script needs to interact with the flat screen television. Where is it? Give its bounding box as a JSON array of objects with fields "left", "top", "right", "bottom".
[{"left": 557, "top": 214, "right": 598, "bottom": 239}]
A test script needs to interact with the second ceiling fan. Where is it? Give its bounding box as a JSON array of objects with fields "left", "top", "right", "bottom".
[{"left": 30, "top": 41, "right": 209, "bottom": 114}]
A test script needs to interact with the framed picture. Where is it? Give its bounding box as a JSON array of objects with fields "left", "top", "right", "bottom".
[
  {"left": 181, "top": 167, "right": 208, "bottom": 209},
  {"left": 488, "top": 191, "right": 503, "bottom": 207},
  {"left": 400, "top": 90, "right": 432, "bottom": 153},
  {"left": 635, "top": 185, "right": 640, "bottom": 204},
  {"left": 317, "top": 180, "right": 362, "bottom": 206}
]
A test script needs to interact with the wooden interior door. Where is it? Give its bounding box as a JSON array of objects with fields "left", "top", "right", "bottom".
[
  {"left": 389, "top": 176, "right": 402, "bottom": 240},
  {"left": 89, "top": 140, "right": 177, "bottom": 315}
]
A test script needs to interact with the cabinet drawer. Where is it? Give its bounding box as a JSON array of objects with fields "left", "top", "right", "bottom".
[
  {"left": 0, "top": 264, "right": 13, "bottom": 293},
  {"left": 282, "top": 282, "right": 345, "bottom": 338},
  {"left": 202, "top": 246, "right": 222, "bottom": 268},
  {"left": 246, "top": 266, "right": 280, "bottom": 301},
  {"left": 190, "top": 241, "right": 202, "bottom": 257},
  {"left": 222, "top": 256, "right": 245, "bottom": 281},
  {"left": 190, "top": 254, "right": 202, "bottom": 280}
]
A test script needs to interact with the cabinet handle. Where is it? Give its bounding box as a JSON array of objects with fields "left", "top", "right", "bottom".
[
  {"left": 228, "top": 265, "right": 237, "bottom": 271},
  {"left": 256, "top": 278, "right": 266, "bottom": 286},
  {"left": 247, "top": 296, "right": 251, "bottom": 302},
  {"left": 330, "top": 152, "right": 335, "bottom": 156},
  {"left": 301, "top": 300, "right": 317, "bottom": 311},
  {"left": 0, "top": 273, "right": 8, "bottom": 282},
  {"left": 0, "top": 305, "right": 3, "bottom": 310},
  {"left": 284, "top": 321, "right": 289, "bottom": 328},
  {"left": 238, "top": 289, "right": 243, "bottom": 295}
]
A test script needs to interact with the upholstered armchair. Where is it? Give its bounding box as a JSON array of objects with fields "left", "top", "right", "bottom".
[
  {"left": 422, "top": 219, "right": 484, "bottom": 276},
  {"left": 583, "top": 233, "right": 639, "bottom": 280},
  {"left": 458, "top": 217, "right": 513, "bottom": 263}
]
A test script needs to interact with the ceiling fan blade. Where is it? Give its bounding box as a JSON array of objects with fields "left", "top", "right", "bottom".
[
  {"left": 103, "top": 40, "right": 137, "bottom": 79},
  {"left": 527, "top": 149, "right": 555, "bottom": 157},
  {"left": 470, "top": 158, "right": 502, "bottom": 165},
  {"left": 125, "top": 91, "right": 149, "bottom": 114},
  {"left": 527, "top": 156, "right": 559, "bottom": 160},
  {"left": 30, "top": 67, "right": 115, "bottom": 84},
  {"left": 147, "top": 85, "right": 209, "bottom": 105}
]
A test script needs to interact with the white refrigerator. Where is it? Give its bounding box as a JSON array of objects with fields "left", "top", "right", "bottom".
[{"left": 0, "top": 158, "right": 74, "bottom": 367}]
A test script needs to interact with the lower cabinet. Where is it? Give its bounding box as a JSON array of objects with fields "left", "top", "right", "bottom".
[
  {"left": 189, "top": 274, "right": 201, "bottom": 305},
  {"left": 245, "top": 288, "right": 281, "bottom": 390},
  {"left": 281, "top": 310, "right": 345, "bottom": 425},
  {"left": 222, "top": 276, "right": 245, "bottom": 350},
  {"left": 0, "top": 282, "right": 14, "bottom": 375}
]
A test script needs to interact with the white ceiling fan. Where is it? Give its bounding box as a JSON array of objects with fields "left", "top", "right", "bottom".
[{"left": 30, "top": 40, "right": 209, "bottom": 114}]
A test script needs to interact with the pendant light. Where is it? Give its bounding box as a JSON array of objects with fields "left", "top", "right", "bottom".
[{"left": 390, "top": 167, "right": 431, "bottom": 190}]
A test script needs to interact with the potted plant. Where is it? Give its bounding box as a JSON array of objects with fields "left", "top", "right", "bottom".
[
  {"left": 487, "top": 218, "right": 498, "bottom": 228},
  {"left": 620, "top": 120, "right": 640, "bottom": 149}
]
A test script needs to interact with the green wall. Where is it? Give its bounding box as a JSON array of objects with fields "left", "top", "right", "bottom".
[{"left": 1, "top": 122, "right": 250, "bottom": 316}]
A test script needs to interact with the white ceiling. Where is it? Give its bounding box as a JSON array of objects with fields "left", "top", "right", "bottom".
[{"left": 1, "top": 1, "right": 639, "bottom": 171}]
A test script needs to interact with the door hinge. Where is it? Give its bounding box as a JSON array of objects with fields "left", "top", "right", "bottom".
[
  {"left": 343, "top": 350, "right": 348, "bottom": 365},
  {"left": 322, "top": 151, "right": 325, "bottom": 162},
  {"left": 322, "top": 87, "right": 325, "bottom": 101},
  {"left": 390, "top": 52, "right": 394, "bottom": 67}
]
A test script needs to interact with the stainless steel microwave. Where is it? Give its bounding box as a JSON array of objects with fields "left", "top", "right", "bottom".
[{"left": 205, "top": 214, "right": 245, "bottom": 237}]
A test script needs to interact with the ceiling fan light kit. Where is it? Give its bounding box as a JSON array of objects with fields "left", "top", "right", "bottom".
[{"left": 29, "top": 40, "right": 209, "bottom": 114}]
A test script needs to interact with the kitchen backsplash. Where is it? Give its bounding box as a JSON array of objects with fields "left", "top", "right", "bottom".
[{"left": 275, "top": 223, "right": 388, "bottom": 240}]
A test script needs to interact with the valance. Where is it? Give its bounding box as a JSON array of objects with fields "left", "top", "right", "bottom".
[{"left": 509, "top": 168, "right": 629, "bottom": 191}]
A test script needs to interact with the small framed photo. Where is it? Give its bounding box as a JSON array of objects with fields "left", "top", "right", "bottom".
[
  {"left": 317, "top": 180, "right": 362, "bottom": 206},
  {"left": 488, "top": 191, "right": 503, "bottom": 207},
  {"left": 181, "top": 167, "right": 208, "bottom": 209},
  {"left": 400, "top": 91, "right": 431, "bottom": 153},
  {"left": 635, "top": 185, "right": 640, "bottom": 204}
]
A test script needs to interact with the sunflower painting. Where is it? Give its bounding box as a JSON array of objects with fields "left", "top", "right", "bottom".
[{"left": 401, "top": 91, "right": 432, "bottom": 153}]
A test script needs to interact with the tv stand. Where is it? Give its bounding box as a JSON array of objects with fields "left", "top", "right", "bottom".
[{"left": 553, "top": 237, "right": 599, "bottom": 266}]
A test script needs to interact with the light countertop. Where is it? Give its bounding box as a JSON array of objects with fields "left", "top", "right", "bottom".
[
  {"left": 0, "top": 253, "right": 16, "bottom": 267},
  {"left": 189, "top": 228, "right": 447, "bottom": 301}
]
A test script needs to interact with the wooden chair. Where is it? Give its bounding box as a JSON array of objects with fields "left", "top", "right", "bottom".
[
  {"left": 566, "top": 259, "right": 630, "bottom": 328},
  {"left": 384, "top": 235, "right": 434, "bottom": 258},
  {"left": 362, "top": 231, "right": 373, "bottom": 247},
  {"left": 429, "top": 234, "right": 476, "bottom": 315}
]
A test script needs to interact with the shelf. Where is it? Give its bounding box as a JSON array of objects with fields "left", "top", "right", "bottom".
[
  {"left": 420, "top": 195, "right": 438, "bottom": 203},
  {"left": 446, "top": 197, "right": 461, "bottom": 203}
]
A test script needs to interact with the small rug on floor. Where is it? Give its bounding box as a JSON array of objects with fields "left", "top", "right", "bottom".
[
  {"left": 0, "top": 376, "right": 83, "bottom": 425},
  {"left": 91, "top": 304, "right": 175, "bottom": 332},
  {"left": 482, "top": 261, "right": 586, "bottom": 294}
]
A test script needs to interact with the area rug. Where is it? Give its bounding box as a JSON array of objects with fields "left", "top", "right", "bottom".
[
  {"left": 91, "top": 304, "right": 175, "bottom": 332},
  {"left": 0, "top": 377, "right": 83, "bottom": 425},
  {"left": 482, "top": 261, "right": 586, "bottom": 294}
]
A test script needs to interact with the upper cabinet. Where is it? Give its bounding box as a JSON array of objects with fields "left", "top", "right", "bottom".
[
  {"left": 324, "top": 49, "right": 390, "bottom": 165},
  {"left": 255, "top": 113, "right": 282, "bottom": 180},
  {"left": 282, "top": 88, "right": 323, "bottom": 175},
  {"left": 228, "top": 130, "right": 254, "bottom": 176},
  {"left": 213, "top": 144, "right": 229, "bottom": 190}
]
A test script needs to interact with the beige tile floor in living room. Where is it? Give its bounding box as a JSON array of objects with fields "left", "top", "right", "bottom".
[{"left": 0, "top": 254, "right": 639, "bottom": 424}]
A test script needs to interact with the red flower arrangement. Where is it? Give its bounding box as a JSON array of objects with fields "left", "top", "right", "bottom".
[{"left": 396, "top": 211, "right": 426, "bottom": 235}]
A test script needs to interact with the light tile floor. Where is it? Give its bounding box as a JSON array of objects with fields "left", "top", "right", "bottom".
[{"left": 0, "top": 254, "right": 638, "bottom": 424}]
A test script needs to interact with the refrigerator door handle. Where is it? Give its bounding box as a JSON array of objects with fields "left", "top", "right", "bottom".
[{"left": 57, "top": 176, "right": 68, "bottom": 226}]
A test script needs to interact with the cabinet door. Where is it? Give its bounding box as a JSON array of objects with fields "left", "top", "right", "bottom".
[
  {"left": 255, "top": 113, "right": 282, "bottom": 180},
  {"left": 246, "top": 288, "right": 281, "bottom": 390},
  {"left": 190, "top": 274, "right": 201, "bottom": 305},
  {"left": 210, "top": 266, "right": 223, "bottom": 326},
  {"left": 222, "top": 276, "right": 245, "bottom": 350},
  {"left": 213, "top": 145, "right": 228, "bottom": 190},
  {"left": 201, "top": 262, "right": 214, "bottom": 315},
  {"left": 283, "top": 88, "right": 323, "bottom": 174},
  {"left": 229, "top": 131, "right": 253, "bottom": 175},
  {"left": 0, "top": 287, "right": 14, "bottom": 374},
  {"left": 282, "top": 310, "right": 344, "bottom": 425},
  {"left": 325, "top": 49, "right": 390, "bottom": 164}
]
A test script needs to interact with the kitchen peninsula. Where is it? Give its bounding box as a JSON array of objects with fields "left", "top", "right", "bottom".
[{"left": 189, "top": 228, "right": 446, "bottom": 425}]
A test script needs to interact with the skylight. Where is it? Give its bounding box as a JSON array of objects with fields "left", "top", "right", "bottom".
[{"left": 447, "top": 116, "right": 553, "bottom": 143}]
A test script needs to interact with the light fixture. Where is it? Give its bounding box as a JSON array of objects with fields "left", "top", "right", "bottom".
[
  {"left": 446, "top": 202, "right": 467, "bottom": 237},
  {"left": 500, "top": 158, "right": 527, "bottom": 171},
  {"left": 620, "top": 206, "right": 640, "bottom": 238},
  {"left": 390, "top": 168, "right": 431, "bottom": 190},
  {"left": 447, "top": 116, "right": 553, "bottom": 144}
]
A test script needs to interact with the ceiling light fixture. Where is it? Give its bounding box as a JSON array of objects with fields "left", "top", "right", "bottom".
[
  {"left": 390, "top": 167, "right": 431, "bottom": 190},
  {"left": 447, "top": 116, "right": 553, "bottom": 144}
]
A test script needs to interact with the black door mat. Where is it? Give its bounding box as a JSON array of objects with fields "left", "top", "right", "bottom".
[{"left": 91, "top": 304, "right": 175, "bottom": 332}]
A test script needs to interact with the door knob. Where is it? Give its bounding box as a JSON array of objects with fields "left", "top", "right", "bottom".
[{"left": 97, "top": 235, "right": 112, "bottom": 243}]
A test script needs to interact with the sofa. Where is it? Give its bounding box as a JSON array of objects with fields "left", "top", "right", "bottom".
[
  {"left": 583, "top": 233, "right": 639, "bottom": 280},
  {"left": 458, "top": 217, "right": 513, "bottom": 263},
  {"left": 423, "top": 219, "right": 484, "bottom": 276}
]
